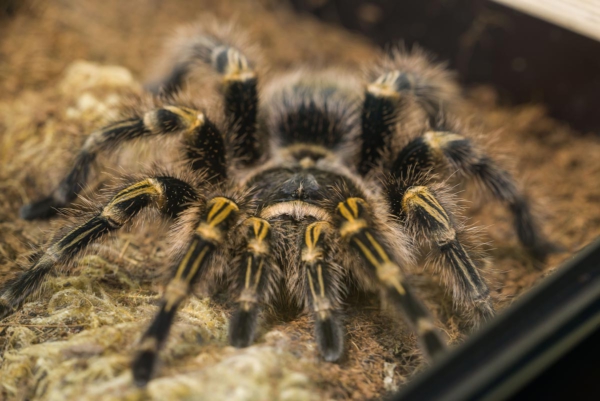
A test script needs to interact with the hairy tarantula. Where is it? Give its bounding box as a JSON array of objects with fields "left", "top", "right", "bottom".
[{"left": 0, "top": 22, "right": 553, "bottom": 386}]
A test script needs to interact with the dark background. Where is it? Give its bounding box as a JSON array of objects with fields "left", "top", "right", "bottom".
[{"left": 291, "top": 0, "right": 600, "bottom": 133}]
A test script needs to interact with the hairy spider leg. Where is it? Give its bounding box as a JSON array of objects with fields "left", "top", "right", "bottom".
[
  {"left": 21, "top": 107, "right": 224, "bottom": 220},
  {"left": 301, "top": 221, "right": 345, "bottom": 362},
  {"left": 132, "top": 196, "right": 240, "bottom": 386},
  {"left": 333, "top": 196, "right": 447, "bottom": 360},
  {"left": 359, "top": 52, "right": 457, "bottom": 176},
  {"left": 0, "top": 177, "right": 198, "bottom": 319},
  {"left": 228, "top": 217, "right": 275, "bottom": 348},
  {"left": 385, "top": 177, "right": 494, "bottom": 324},
  {"left": 392, "top": 130, "right": 555, "bottom": 262},
  {"left": 147, "top": 32, "right": 261, "bottom": 165}
]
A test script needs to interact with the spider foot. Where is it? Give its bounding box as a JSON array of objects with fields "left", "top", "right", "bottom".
[
  {"left": 132, "top": 348, "right": 156, "bottom": 388},
  {"left": 0, "top": 298, "right": 14, "bottom": 320},
  {"left": 315, "top": 313, "right": 344, "bottom": 362},
  {"left": 229, "top": 306, "right": 258, "bottom": 348},
  {"left": 20, "top": 196, "right": 61, "bottom": 220}
]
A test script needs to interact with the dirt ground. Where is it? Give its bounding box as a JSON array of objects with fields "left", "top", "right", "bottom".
[{"left": 0, "top": 1, "right": 599, "bottom": 400}]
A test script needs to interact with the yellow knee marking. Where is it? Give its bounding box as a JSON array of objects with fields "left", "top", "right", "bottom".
[
  {"left": 423, "top": 130, "right": 466, "bottom": 161},
  {"left": 195, "top": 197, "right": 239, "bottom": 243},
  {"left": 195, "top": 223, "right": 223, "bottom": 243},
  {"left": 101, "top": 179, "right": 164, "bottom": 224},
  {"left": 144, "top": 107, "right": 204, "bottom": 134},
  {"left": 218, "top": 47, "right": 255, "bottom": 82},
  {"left": 206, "top": 197, "right": 239, "bottom": 226},
  {"left": 337, "top": 197, "right": 366, "bottom": 221},
  {"left": 244, "top": 218, "right": 270, "bottom": 255},
  {"left": 164, "top": 106, "right": 205, "bottom": 131},
  {"left": 367, "top": 70, "right": 405, "bottom": 98},
  {"left": 402, "top": 186, "right": 452, "bottom": 232},
  {"left": 337, "top": 198, "right": 368, "bottom": 238},
  {"left": 303, "top": 222, "right": 330, "bottom": 262},
  {"left": 423, "top": 131, "right": 465, "bottom": 149}
]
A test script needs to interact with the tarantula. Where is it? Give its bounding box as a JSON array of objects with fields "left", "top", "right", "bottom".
[{"left": 0, "top": 22, "right": 553, "bottom": 386}]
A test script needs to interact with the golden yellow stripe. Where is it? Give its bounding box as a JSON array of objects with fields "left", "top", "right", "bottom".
[
  {"left": 207, "top": 198, "right": 228, "bottom": 221},
  {"left": 352, "top": 237, "right": 382, "bottom": 270},
  {"left": 307, "top": 269, "right": 318, "bottom": 302},
  {"left": 346, "top": 198, "right": 363, "bottom": 218},
  {"left": 365, "top": 232, "right": 391, "bottom": 264},
  {"left": 184, "top": 246, "right": 209, "bottom": 284},
  {"left": 244, "top": 256, "right": 252, "bottom": 289},
  {"left": 450, "top": 246, "right": 480, "bottom": 292},
  {"left": 174, "top": 239, "right": 199, "bottom": 280},
  {"left": 317, "top": 264, "right": 325, "bottom": 298},
  {"left": 421, "top": 190, "right": 450, "bottom": 221},
  {"left": 305, "top": 225, "right": 313, "bottom": 250},
  {"left": 207, "top": 198, "right": 239, "bottom": 227},
  {"left": 254, "top": 260, "right": 263, "bottom": 289},
  {"left": 106, "top": 119, "right": 140, "bottom": 130},
  {"left": 337, "top": 202, "right": 355, "bottom": 222},
  {"left": 62, "top": 222, "right": 104, "bottom": 250},
  {"left": 403, "top": 187, "right": 451, "bottom": 230}
]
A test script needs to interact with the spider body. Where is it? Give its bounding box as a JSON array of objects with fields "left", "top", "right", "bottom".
[{"left": 0, "top": 22, "right": 554, "bottom": 386}]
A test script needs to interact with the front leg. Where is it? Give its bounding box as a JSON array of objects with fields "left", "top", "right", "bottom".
[
  {"left": 331, "top": 196, "right": 447, "bottom": 360},
  {"left": 132, "top": 196, "right": 241, "bottom": 386},
  {"left": 1, "top": 176, "right": 198, "bottom": 319}
]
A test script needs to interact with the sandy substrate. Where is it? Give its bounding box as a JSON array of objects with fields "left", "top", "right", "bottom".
[{"left": 0, "top": 1, "right": 599, "bottom": 400}]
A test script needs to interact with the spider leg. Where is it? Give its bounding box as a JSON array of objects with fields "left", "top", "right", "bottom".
[
  {"left": 392, "top": 130, "right": 555, "bottom": 262},
  {"left": 228, "top": 217, "right": 275, "bottom": 348},
  {"left": 358, "top": 49, "right": 458, "bottom": 176},
  {"left": 333, "top": 196, "right": 446, "bottom": 360},
  {"left": 132, "top": 196, "right": 241, "bottom": 386},
  {"left": 301, "top": 221, "right": 344, "bottom": 362},
  {"left": 148, "top": 29, "right": 261, "bottom": 165},
  {"left": 0, "top": 176, "right": 198, "bottom": 319},
  {"left": 386, "top": 177, "right": 494, "bottom": 325},
  {"left": 21, "top": 107, "right": 224, "bottom": 220}
]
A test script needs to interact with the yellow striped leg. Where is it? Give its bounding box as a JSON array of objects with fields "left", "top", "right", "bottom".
[
  {"left": 402, "top": 186, "right": 494, "bottom": 323},
  {"left": 229, "top": 217, "right": 272, "bottom": 348},
  {"left": 302, "top": 221, "right": 344, "bottom": 362},
  {"left": 336, "top": 197, "right": 446, "bottom": 359},
  {"left": 132, "top": 196, "right": 239, "bottom": 386},
  {"left": 21, "top": 106, "right": 222, "bottom": 220},
  {"left": 0, "top": 177, "right": 197, "bottom": 319}
]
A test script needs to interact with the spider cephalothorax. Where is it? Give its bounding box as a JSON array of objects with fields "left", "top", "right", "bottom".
[{"left": 0, "top": 21, "right": 554, "bottom": 386}]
